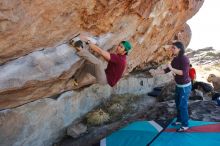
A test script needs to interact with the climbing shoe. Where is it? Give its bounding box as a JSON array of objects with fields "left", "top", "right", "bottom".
[{"left": 176, "top": 126, "right": 189, "bottom": 132}]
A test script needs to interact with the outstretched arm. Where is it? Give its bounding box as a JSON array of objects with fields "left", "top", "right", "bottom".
[
  {"left": 88, "top": 43, "right": 110, "bottom": 61},
  {"left": 80, "top": 35, "right": 110, "bottom": 61}
]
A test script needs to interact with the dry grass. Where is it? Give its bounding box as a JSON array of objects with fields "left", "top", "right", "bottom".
[
  {"left": 84, "top": 94, "right": 140, "bottom": 126},
  {"left": 86, "top": 109, "right": 110, "bottom": 126}
]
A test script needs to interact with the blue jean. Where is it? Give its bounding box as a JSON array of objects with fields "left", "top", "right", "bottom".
[{"left": 175, "top": 84, "right": 192, "bottom": 126}]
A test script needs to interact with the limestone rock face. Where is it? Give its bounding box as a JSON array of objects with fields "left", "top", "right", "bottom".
[
  {"left": 0, "top": 44, "right": 84, "bottom": 109},
  {"left": 0, "top": 0, "right": 203, "bottom": 65},
  {"left": 172, "top": 23, "right": 192, "bottom": 48},
  {"left": 0, "top": 0, "right": 204, "bottom": 109},
  {"left": 0, "top": 74, "right": 172, "bottom": 146}
]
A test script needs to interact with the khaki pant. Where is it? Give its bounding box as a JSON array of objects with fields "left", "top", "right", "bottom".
[{"left": 75, "top": 49, "right": 107, "bottom": 85}]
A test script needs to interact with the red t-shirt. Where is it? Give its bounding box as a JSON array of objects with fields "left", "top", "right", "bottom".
[
  {"left": 189, "top": 68, "right": 196, "bottom": 80},
  {"left": 105, "top": 54, "right": 126, "bottom": 87}
]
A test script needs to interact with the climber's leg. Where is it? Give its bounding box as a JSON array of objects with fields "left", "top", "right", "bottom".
[{"left": 76, "top": 50, "right": 107, "bottom": 85}]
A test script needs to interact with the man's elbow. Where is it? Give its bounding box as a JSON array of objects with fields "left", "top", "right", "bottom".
[{"left": 100, "top": 51, "right": 110, "bottom": 61}]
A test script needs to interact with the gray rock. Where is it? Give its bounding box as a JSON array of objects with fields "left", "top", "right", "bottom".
[
  {"left": 189, "top": 100, "right": 220, "bottom": 122},
  {"left": 189, "top": 89, "right": 203, "bottom": 100},
  {"left": 67, "top": 123, "right": 87, "bottom": 138},
  {"left": 145, "top": 100, "right": 220, "bottom": 122},
  {"left": 157, "top": 81, "right": 176, "bottom": 101},
  {"left": 0, "top": 74, "right": 171, "bottom": 146}
]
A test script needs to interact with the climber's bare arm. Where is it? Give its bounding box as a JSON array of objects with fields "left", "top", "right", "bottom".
[
  {"left": 80, "top": 34, "right": 110, "bottom": 61},
  {"left": 88, "top": 43, "right": 110, "bottom": 61}
]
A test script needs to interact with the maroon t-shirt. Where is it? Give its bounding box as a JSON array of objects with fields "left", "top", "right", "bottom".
[
  {"left": 164, "top": 55, "right": 191, "bottom": 85},
  {"left": 105, "top": 54, "right": 126, "bottom": 87}
]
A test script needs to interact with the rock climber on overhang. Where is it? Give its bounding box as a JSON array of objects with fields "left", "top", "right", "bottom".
[{"left": 69, "top": 34, "right": 132, "bottom": 89}]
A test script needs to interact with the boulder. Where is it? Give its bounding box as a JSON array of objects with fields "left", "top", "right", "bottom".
[{"left": 67, "top": 123, "right": 87, "bottom": 139}]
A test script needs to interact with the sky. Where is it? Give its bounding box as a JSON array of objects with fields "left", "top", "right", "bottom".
[{"left": 187, "top": 0, "right": 220, "bottom": 50}]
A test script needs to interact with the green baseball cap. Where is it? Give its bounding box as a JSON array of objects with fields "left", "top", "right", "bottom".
[{"left": 121, "top": 41, "right": 132, "bottom": 54}]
